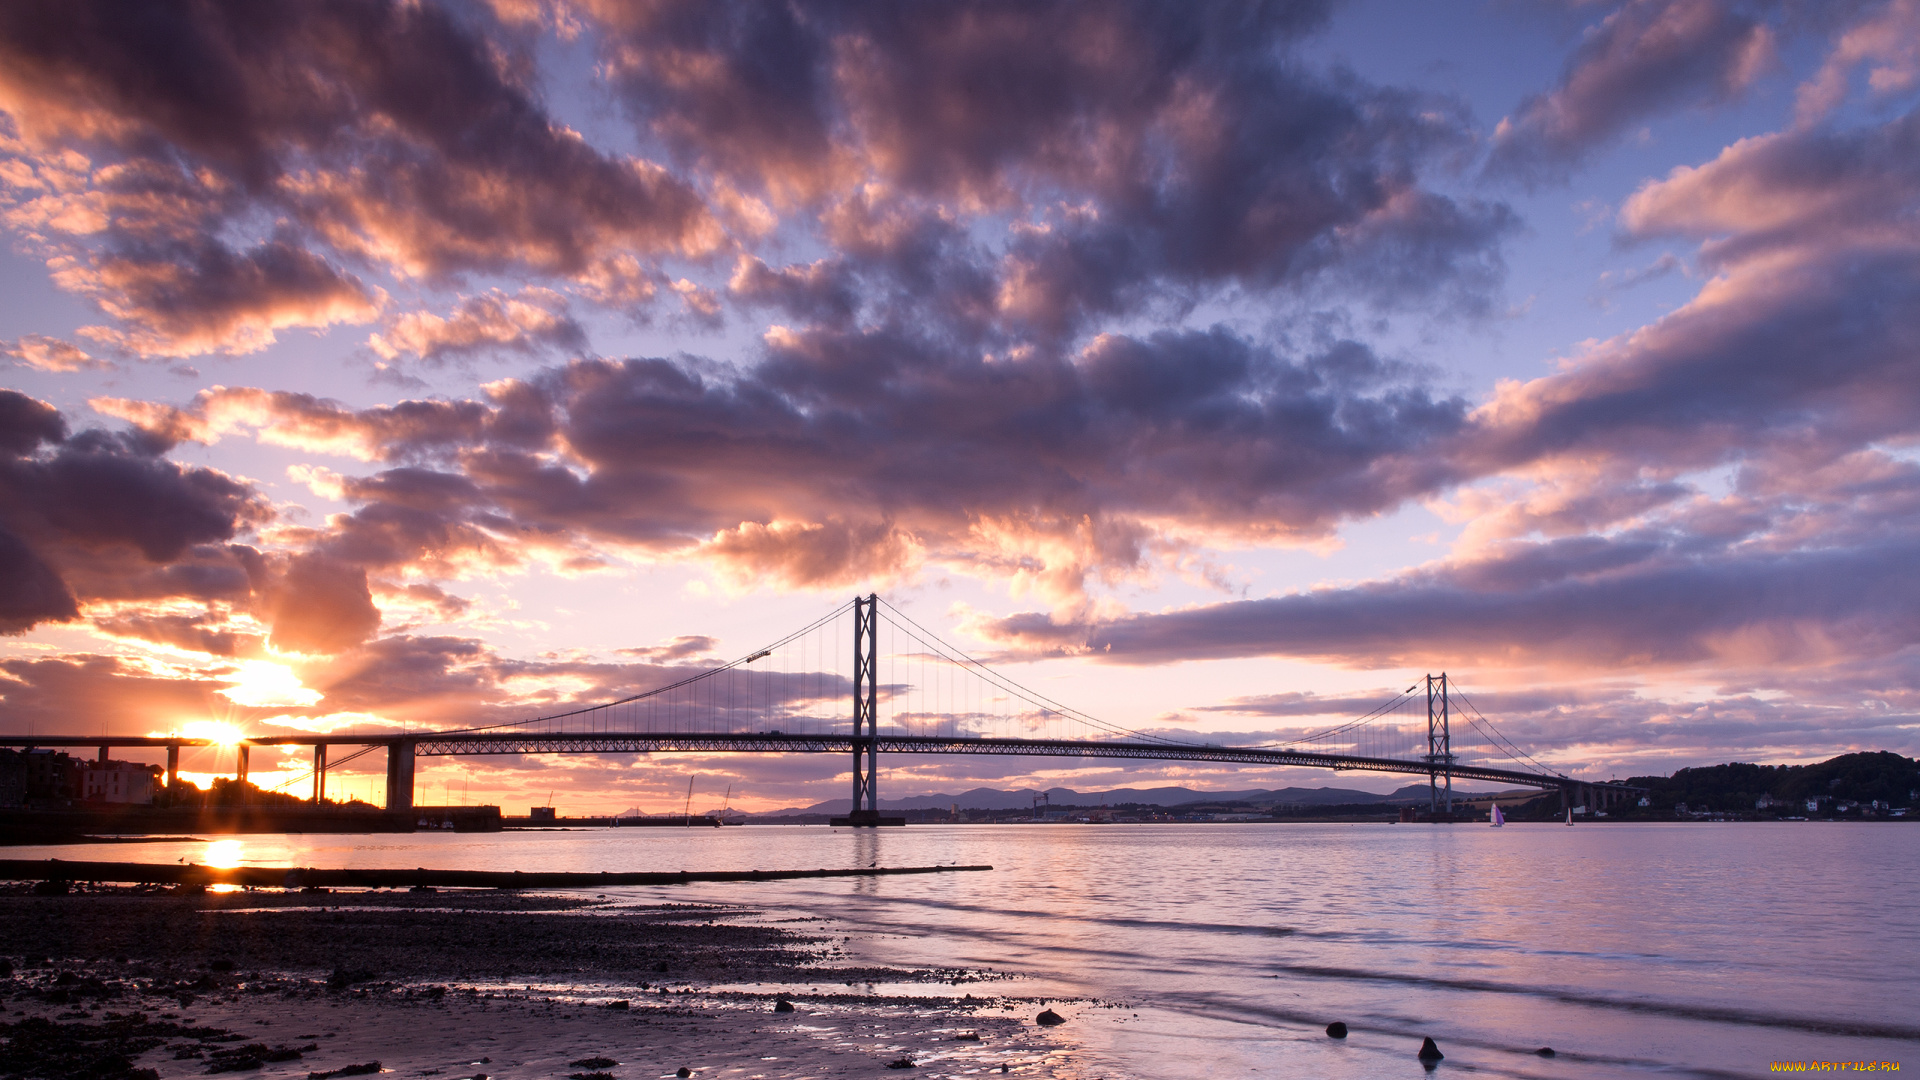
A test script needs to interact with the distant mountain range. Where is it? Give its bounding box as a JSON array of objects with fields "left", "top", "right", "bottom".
[{"left": 749, "top": 781, "right": 1519, "bottom": 817}]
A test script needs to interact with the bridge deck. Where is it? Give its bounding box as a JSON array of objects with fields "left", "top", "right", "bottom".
[{"left": 2, "top": 731, "right": 1592, "bottom": 793}]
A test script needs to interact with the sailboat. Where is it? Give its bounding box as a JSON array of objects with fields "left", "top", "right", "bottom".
[
  {"left": 1490, "top": 804, "right": 1505, "bottom": 828},
  {"left": 1565, "top": 805, "right": 1575, "bottom": 826}
]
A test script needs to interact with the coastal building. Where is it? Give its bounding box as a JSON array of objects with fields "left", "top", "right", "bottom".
[
  {"left": 0, "top": 749, "right": 25, "bottom": 808},
  {"left": 24, "top": 749, "right": 81, "bottom": 806},
  {"left": 82, "top": 760, "right": 160, "bottom": 804}
]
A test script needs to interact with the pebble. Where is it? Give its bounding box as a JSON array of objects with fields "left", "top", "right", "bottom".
[
  {"left": 1035, "top": 1008, "right": 1065, "bottom": 1026},
  {"left": 1418, "top": 1036, "right": 1444, "bottom": 1061},
  {"left": 1325, "top": 1021, "right": 1348, "bottom": 1039},
  {"left": 774, "top": 998, "right": 795, "bottom": 1013},
  {"left": 1536, "top": 1047, "right": 1556, "bottom": 1057}
]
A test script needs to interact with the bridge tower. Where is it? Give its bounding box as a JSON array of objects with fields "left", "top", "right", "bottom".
[
  {"left": 834, "top": 594, "right": 902, "bottom": 826},
  {"left": 1426, "top": 673, "right": 1454, "bottom": 818}
]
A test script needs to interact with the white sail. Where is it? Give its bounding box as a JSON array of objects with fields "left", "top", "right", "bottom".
[{"left": 1490, "top": 805, "right": 1505, "bottom": 827}]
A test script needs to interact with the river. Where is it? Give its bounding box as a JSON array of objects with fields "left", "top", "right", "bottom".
[{"left": 13, "top": 821, "right": 1918, "bottom": 1078}]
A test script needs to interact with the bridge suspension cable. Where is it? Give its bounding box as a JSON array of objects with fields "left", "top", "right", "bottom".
[
  {"left": 872, "top": 597, "right": 1192, "bottom": 747},
  {"left": 349, "top": 594, "right": 1581, "bottom": 818},
  {"left": 1449, "top": 687, "right": 1565, "bottom": 779},
  {"left": 437, "top": 599, "right": 858, "bottom": 736}
]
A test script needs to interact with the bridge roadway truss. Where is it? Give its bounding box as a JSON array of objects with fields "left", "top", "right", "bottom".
[
  {"left": 406, "top": 731, "right": 1571, "bottom": 793},
  {"left": 3, "top": 730, "right": 1637, "bottom": 817}
]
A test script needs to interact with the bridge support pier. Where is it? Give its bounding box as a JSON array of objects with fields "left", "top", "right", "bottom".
[
  {"left": 236, "top": 744, "right": 249, "bottom": 786},
  {"left": 386, "top": 739, "right": 415, "bottom": 818},
  {"left": 312, "top": 744, "right": 327, "bottom": 806},
  {"left": 834, "top": 594, "right": 903, "bottom": 827},
  {"left": 166, "top": 743, "right": 179, "bottom": 791}
]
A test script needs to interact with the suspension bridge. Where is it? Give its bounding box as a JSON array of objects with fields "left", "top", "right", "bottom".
[{"left": 3, "top": 595, "right": 1638, "bottom": 822}]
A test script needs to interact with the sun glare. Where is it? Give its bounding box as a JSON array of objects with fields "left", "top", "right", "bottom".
[
  {"left": 219, "top": 661, "right": 323, "bottom": 708},
  {"left": 177, "top": 721, "right": 247, "bottom": 746},
  {"left": 203, "top": 839, "right": 243, "bottom": 869}
]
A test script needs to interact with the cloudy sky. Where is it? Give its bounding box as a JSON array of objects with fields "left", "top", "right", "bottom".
[{"left": 3, "top": 0, "right": 1918, "bottom": 812}]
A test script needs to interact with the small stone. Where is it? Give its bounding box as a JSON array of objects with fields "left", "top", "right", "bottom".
[
  {"left": 1418, "top": 1036, "right": 1444, "bottom": 1061},
  {"left": 774, "top": 998, "right": 795, "bottom": 1013},
  {"left": 605, "top": 1000, "right": 629, "bottom": 1010},
  {"left": 1325, "top": 1021, "right": 1348, "bottom": 1039},
  {"left": 677, "top": 1069, "right": 691, "bottom": 1078},
  {"left": 885, "top": 1057, "right": 916, "bottom": 1069},
  {"left": 1536, "top": 1047, "right": 1556, "bottom": 1057},
  {"left": 1036, "top": 1008, "right": 1065, "bottom": 1026}
]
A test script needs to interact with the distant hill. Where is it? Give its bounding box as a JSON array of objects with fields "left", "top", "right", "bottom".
[
  {"left": 1615, "top": 751, "right": 1920, "bottom": 817},
  {"left": 743, "top": 751, "right": 1920, "bottom": 820},
  {"left": 749, "top": 780, "right": 1517, "bottom": 818}
]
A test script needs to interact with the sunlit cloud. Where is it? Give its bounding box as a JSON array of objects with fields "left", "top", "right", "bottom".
[{"left": 217, "top": 662, "right": 323, "bottom": 709}]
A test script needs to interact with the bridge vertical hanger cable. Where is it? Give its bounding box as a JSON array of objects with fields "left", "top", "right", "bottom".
[
  {"left": 437, "top": 598, "right": 857, "bottom": 735},
  {"left": 872, "top": 598, "right": 1193, "bottom": 746},
  {"left": 1448, "top": 688, "right": 1564, "bottom": 779}
]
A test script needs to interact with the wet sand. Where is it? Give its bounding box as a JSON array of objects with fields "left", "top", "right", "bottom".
[{"left": 0, "top": 885, "right": 1101, "bottom": 1079}]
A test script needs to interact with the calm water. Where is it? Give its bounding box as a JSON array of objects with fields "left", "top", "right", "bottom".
[{"left": 17, "top": 822, "right": 1919, "bottom": 1078}]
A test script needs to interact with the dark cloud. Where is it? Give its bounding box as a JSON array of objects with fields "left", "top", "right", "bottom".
[
  {"left": 92, "top": 611, "right": 263, "bottom": 658},
  {"left": 975, "top": 526, "right": 1920, "bottom": 670},
  {"left": 0, "top": 390, "right": 67, "bottom": 454},
  {"left": 0, "top": 527, "right": 78, "bottom": 633},
  {"left": 0, "top": 403, "right": 259, "bottom": 565},
  {"left": 616, "top": 635, "right": 717, "bottom": 662},
  {"left": 0, "top": 654, "right": 234, "bottom": 733},
  {"left": 165, "top": 325, "right": 1465, "bottom": 597},
  {"left": 0, "top": 0, "right": 714, "bottom": 354},
  {"left": 72, "top": 231, "right": 382, "bottom": 357},
  {"left": 1487, "top": 0, "right": 1778, "bottom": 184},
  {"left": 0, "top": 391, "right": 265, "bottom": 635},
  {"left": 589, "top": 0, "right": 1511, "bottom": 336},
  {"left": 726, "top": 257, "right": 858, "bottom": 327},
  {"left": 1468, "top": 110, "right": 1920, "bottom": 480}
]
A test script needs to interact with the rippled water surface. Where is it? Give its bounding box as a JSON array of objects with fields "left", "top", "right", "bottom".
[{"left": 18, "top": 822, "right": 1919, "bottom": 1078}]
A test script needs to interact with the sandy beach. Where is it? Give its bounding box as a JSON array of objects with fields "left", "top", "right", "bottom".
[{"left": 0, "top": 884, "right": 1102, "bottom": 1080}]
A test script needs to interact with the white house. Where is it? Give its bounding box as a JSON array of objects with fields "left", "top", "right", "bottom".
[{"left": 82, "top": 762, "right": 157, "bottom": 804}]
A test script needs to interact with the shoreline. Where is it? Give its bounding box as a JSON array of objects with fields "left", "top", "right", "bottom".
[
  {"left": 0, "top": 858, "right": 994, "bottom": 890},
  {"left": 0, "top": 885, "right": 1099, "bottom": 1080}
]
